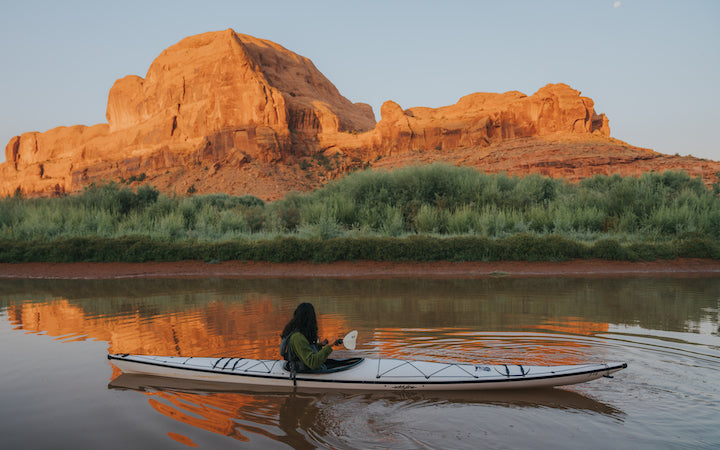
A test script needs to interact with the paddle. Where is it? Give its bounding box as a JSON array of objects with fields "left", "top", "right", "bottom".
[{"left": 339, "top": 330, "right": 358, "bottom": 350}]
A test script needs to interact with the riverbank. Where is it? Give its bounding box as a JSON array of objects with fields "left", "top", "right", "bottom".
[{"left": 1, "top": 258, "right": 719, "bottom": 280}]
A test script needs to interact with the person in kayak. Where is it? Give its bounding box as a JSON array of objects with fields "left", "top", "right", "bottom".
[{"left": 280, "top": 302, "right": 341, "bottom": 373}]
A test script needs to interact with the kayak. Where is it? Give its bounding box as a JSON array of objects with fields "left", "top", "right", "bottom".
[{"left": 108, "top": 354, "right": 627, "bottom": 391}]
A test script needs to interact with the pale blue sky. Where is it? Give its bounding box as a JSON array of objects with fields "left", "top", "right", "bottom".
[{"left": 1, "top": 0, "right": 718, "bottom": 163}]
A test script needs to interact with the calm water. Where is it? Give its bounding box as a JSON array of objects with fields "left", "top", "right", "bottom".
[{"left": 1, "top": 276, "right": 719, "bottom": 449}]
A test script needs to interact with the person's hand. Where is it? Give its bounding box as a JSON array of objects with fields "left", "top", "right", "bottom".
[{"left": 319, "top": 338, "right": 329, "bottom": 346}]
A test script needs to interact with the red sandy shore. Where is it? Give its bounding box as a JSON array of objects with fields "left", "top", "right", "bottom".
[{"left": 0, "top": 259, "right": 719, "bottom": 280}]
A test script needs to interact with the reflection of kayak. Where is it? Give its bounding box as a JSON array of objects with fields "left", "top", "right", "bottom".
[
  {"left": 109, "top": 373, "right": 625, "bottom": 416},
  {"left": 108, "top": 354, "right": 627, "bottom": 391}
]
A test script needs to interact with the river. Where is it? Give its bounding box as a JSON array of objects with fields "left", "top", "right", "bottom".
[{"left": 1, "top": 276, "right": 718, "bottom": 449}]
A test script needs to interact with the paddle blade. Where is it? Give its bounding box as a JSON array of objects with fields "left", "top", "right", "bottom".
[{"left": 342, "top": 330, "right": 358, "bottom": 350}]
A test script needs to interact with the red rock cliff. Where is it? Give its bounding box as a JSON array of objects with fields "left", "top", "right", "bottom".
[{"left": 1, "top": 29, "right": 717, "bottom": 199}]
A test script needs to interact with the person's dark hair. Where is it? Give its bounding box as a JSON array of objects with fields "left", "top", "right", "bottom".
[{"left": 281, "top": 302, "right": 319, "bottom": 343}]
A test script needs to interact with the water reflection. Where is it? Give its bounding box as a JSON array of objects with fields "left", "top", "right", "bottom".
[
  {"left": 1, "top": 276, "right": 719, "bottom": 448},
  {"left": 108, "top": 373, "right": 624, "bottom": 448},
  {"left": 2, "top": 277, "right": 717, "bottom": 361},
  {"left": 2, "top": 277, "right": 717, "bottom": 333},
  {"left": 5, "top": 298, "right": 348, "bottom": 358}
]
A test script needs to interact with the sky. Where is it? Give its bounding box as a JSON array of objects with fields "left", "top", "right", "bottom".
[{"left": 1, "top": 0, "right": 719, "bottom": 164}]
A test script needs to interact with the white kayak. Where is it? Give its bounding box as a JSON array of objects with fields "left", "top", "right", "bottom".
[{"left": 108, "top": 353, "right": 627, "bottom": 391}]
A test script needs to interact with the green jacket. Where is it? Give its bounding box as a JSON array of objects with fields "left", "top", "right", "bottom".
[{"left": 288, "top": 332, "right": 333, "bottom": 370}]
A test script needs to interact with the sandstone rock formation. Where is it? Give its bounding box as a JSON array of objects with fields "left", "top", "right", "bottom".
[
  {"left": 321, "top": 83, "right": 610, "bottom": 162},
  {"left": 1, "top": 29, "right": 717, "bottom": 199}
]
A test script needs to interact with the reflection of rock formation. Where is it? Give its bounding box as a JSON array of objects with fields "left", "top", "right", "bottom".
[
  {"left": 2, "top": 29, "right": 717, "bottom": 199},
  {"left": 0, "top": 276, "right": 634, "bottom": 368},
  {"left": 3, "top": 276, "right": 713, "bottom": 344},
  {"left": 5, "top": 295, "right": 607, "bottom": 365},
  {"left": 6, "top": 299, "right": 347, "bottom": 358}
]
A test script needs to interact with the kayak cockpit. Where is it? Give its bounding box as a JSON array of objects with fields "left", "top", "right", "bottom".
[
  {"left": 284, "top": 357, "right": 364, "bottom": 374},
  {"left": 323, "top": 357, "right": 364, "bottom": 373}
]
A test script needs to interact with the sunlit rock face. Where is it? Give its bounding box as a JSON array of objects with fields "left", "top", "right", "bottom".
[
  {"left": 1, "top": 30, "right": 717, "bottom": 199},
  {"left": 0, "top": 29, "right": 375, "bottom": 198}
]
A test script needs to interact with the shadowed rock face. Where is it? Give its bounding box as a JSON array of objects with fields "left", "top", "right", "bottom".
[{"left": 1, "top": 29, "right": 717, "bottom": 199}]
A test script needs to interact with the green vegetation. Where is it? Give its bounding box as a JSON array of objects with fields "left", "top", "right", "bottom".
[{"left": 1, "top": 165, "right": 719, "bottom": 263}]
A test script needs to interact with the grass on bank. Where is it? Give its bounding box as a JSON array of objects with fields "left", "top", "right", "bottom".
[{"left": 1, "top": 165, "right": 719, "bottom": 263}]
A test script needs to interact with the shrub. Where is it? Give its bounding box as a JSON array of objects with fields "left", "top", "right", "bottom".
[
  {"left": 244, "top": 206, "right": 267, "bottom": 233},
  {"left": 380, "top": 205, "right": 405, "bottom": 237},
  {"left": 591, "top": 239, "right": 635, "bottom": 260},
  {"left": 416, "top": 205, "right": 441, "bottom": 233}
]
